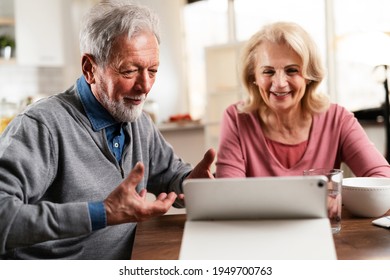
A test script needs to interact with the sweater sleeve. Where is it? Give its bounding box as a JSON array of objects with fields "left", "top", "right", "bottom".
[
  {"left": 139, "top": 115, "right": 192, "bottom": 208},
  {"left": 339, "top": 107, "right": 390, "bottom": 177},
  {"left": 216, "top": 105, "right": 247, "bottom": 178},
  {"left": 0, "top": 115, "right": 91, "bottom": 255}
]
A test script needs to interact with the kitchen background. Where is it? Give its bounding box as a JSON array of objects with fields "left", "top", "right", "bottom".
[{"left": 1, "top": 0, "right": 390, "bottom": 169}]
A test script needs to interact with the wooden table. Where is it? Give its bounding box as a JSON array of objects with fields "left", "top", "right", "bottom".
[{"left": 132, "top": 209, "right": 390, "bottom": 260}]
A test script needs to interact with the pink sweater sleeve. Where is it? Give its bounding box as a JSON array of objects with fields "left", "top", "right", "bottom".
[
  {"left": 337, "top": 107, "right": 390, "bottom": 177},
  {"left": 216, "top": 104, "right": 247, "bottom": 178}
]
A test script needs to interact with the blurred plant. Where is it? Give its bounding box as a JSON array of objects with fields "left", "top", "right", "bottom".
[{"left": 0, "top": 35, "right": 15, "bottom": 48}]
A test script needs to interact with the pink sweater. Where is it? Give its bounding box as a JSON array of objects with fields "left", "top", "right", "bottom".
[{"left": 216, "top": 103, "right": 390, "bottom": 178}]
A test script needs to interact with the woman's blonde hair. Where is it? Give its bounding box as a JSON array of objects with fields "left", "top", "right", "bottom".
[{"left": 239, "top": 21, "right": 329, "bottom": 115}]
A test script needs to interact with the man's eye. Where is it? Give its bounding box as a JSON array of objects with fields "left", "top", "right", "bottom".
[
  {"left": 122, "top": 69, "right": 137, "bottom": 76},
  {"left": 148, "top": 69, "right": 158, "bottom": 77}
]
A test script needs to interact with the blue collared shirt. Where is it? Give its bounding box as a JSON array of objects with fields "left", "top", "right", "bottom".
[{"left": 77, "top": 76, "right": 126, "bottom": 231}]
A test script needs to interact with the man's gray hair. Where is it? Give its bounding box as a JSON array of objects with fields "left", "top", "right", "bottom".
[{"left": 79, "top": 0, "right": 160, "bottom": 67}]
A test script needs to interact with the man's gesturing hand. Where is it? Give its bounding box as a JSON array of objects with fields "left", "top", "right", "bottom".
[{"left": 104, "top": 162, "right": 177, "bottom": 225}]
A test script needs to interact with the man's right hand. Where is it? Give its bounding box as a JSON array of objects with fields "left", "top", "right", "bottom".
[{"left": 103, "top": 162, "right": 177, "bottom": 225}]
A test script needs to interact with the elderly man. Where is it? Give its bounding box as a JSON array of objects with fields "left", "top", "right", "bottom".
[{"left": 0, "top": 0, "right": 214, "bottom": 259}]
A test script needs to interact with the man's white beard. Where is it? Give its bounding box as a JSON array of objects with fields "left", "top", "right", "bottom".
[{"left": 101, "top": 94, "right": 145, "bottom": 122}]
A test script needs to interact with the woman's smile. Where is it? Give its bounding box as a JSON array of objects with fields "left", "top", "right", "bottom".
[{"left": 271, "top": 91, "right": 290, "bottom": 97}]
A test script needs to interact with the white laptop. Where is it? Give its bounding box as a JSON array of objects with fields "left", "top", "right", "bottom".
[{"left": 179, "top": 176, "right": 337, "bottom": 260}]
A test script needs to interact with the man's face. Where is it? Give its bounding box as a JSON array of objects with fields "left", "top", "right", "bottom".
[{"left": 91, "top": 31, "right": 160, "bottom": 122}]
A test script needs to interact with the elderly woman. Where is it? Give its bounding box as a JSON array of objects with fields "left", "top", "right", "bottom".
[{"left": 216, "top": 21, "right": 390, "bottom": 178}]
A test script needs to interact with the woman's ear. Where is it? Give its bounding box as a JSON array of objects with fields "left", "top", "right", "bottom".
[{"left": 81, "top": 54, "right": 96, "bottom": 84}]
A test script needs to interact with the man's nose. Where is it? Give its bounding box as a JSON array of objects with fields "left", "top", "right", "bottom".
[{"left": 135, "top": 71, "right": 154, "bottom": 93}]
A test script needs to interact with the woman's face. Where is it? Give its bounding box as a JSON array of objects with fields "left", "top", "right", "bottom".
[{"left": 253, "top": 41, "right": 307, "bottom": 114}]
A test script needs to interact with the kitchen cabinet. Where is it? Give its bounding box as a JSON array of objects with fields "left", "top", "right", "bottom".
[
  {"left": 158, "top": 122, "right": 205, "bottom": 167},
  {"left": 0, "top": 0, "right": 14, "bottom": 26},
  {"left": 14, "top": 0, "right": 69, "bottom": 66},
  {"left": 204, "top": 42, "right": 245, "bottom": 159}
]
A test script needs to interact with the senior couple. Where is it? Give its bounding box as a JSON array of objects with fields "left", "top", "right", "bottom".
[{"left": 0, "top": 1, "right": 389, "bottom": 259}]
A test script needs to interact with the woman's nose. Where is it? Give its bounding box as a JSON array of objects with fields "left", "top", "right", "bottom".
[{"left": 273, "top": 72, "right": 288, "bottom": 87}]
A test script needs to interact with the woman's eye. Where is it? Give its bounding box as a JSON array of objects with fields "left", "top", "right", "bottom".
[
  {"left": 286, "top": 68, "right": 299, "bottom": 74},
  {"left": 262, "top": 69, "right": 275, "bottom": 75}
]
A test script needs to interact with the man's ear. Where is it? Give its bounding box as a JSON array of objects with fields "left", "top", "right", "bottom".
[{"left": 81, "top": 54, "right": 96, "bottom": 84}]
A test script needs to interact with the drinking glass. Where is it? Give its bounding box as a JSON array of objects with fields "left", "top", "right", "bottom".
[{"left": 303, "top": 168, "right": 343, "bottom": 234}]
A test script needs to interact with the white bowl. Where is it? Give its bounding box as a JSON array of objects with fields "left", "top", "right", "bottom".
[{"left": 342, "top": 177, "right": 390, "bottom": 218}]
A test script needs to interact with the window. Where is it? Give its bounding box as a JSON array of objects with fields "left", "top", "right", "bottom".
[
  {"left": 183, "top": 0, "right": 228, "bottom": 119},
  {"left": 183, "top": 0, "right": 390, "bottom": 118},
  {"left": 184, "top": 0, "right": 326, "bottom": 119},
  {"left": 333, "top": 0, "right": 390, "bottom": 111}
]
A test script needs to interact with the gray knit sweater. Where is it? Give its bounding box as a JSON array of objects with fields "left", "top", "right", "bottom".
[{"left": 0, "top": 84, "right": 192, "bottom": 259}]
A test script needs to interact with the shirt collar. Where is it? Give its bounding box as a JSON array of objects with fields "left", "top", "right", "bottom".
[{"left": 77, "top": 75, "right": 119, "bottom": 131}]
